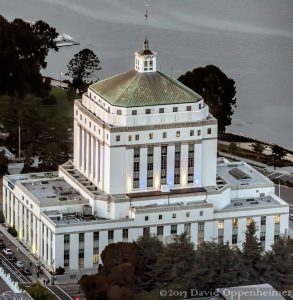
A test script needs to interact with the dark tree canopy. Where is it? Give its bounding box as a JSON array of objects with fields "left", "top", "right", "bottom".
[
  {"left": 0, "top": 16, "right": 58, "bottom": 97},
  {"left": 178, "top": 65, "right": 237, "bottom": 133},
  {"left": 66, "top": 48, "right": 101, "bottom": 95},
  {"left": 271, "top": 144, "right": 287, "bottom": 168}
]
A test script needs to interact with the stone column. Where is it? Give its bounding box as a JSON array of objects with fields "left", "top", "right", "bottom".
[
  {"left": 84, "top": 232, "right": 93, "bottom": 269},
  {"left": 54, "top": 235, "right": 64, "bottom": 269},
  {"left": 223, "top": 219, "right": 232, "bottom": 244},
  {"left": 98, "top": 231, "right": 108, "bottom": 263},
  {"left": 69, "top": 233, "right": 79, "bottom": 271}
]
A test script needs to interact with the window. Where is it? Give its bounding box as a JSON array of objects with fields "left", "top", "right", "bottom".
[
  {"left": 148, "top": 133, "right": 153, "bottom": 139},
  {"left": 274, "top": 234, "right": 279, "bottom": 240},
  {"left": 161, "top": 146, "right": 167, "bottom": 184},
  {"left": 274, "top": 214, "right": 280, "bottom": 224},
  {"left": 188, "top": 144, "right": 194, "bottom": 183},
  {"left": 218, "top": 220, "right": 224, "bottom": 229},
  {"left": 186, "top": 212, "right": 190, "bottom": 217},
  {"left": 93, "top": 247, "right": 99, "bottom": 264},
  {"left": 146, "top": 109, "right": 151, "bottom": 114},
  {"left": 197, "top": 129, "right": 201, "bottom": 136},
  {"left": 64, "top": 250, "right": 70, "bottom": 267},
  {"left": 199, "top": 103, "right": 202, "bottom": 109},
  {"left": 163, "top": 132, "right": 167, "bottom": 138},
  {"left": 198, "top": 222, "right": 204, "bottom": 231},
  {"left": 186, "top": 106, "right": 191, "bottom": 111},
  {"left": 116, "top": 135, "right": 120, "bottom": 142},
  {"left": 123, "top": 229, "right": 128, "bottom": 239},
  {"left": 76, "top": 110, "right": 78, "bottom": 116},
  {"left": 135, "top": 134, "right": 139, "bottom": 141},
  {"left": 190, "top": 130, "right": 194, "bottom": 136},
  {"left": 176, "top": 131, "right": 180, "bottom": 137},
  {"left": 260, "top": 232, "right": 265, "bottom": 242},
  {"left": 128, "top": 135, "right": 132, "bottom": 142},
  {"left": 218, "top": 236, "right": 223, "bottom": 245},
  {"left": 89, "top": 122, "right": 91, "bottom": 128},
  {"left": 80, "top": 115, "right": 82, "bottom": 121},
  {"left": 64, "top": 234, "right": 70, "bottom": 244},
  {"left": 184, "top": 223, "right": 191, "bottom": 234},
  {"left": 172, "top": 213, "right": 176, "bottom": 219},
  {"left": 232, "top": 218, "right": 238, "bottom": 228},
  {"left": 145, "top": 216, "right": 149, "bottom": 221},
  {"left": 117, "top": 109, "right": 122, "bottom": 115},
  {"left": 79, "top": 249, "right": 84, "bottom": 266},
  {"left": 157, "top": 226, "right": 164, "bottom": 236},
  {"left": 147, "top": 146, "right": 154, "bottom": 187},
  {"left": 79, "top": 233, "right": 84, "bottom": 243},
  {"left": 207, "top": 128, "right": 212, "bottom": 134},
  {"left": 261, "top": 216, "right": 266, "bottom": 226},
  {"left": 143, "top": 227, "right": 150, "bottom": 236},
  {"left": 174, "top": 144, "right": 181, "bottom": 184},
  {"left": 159, "top": 214, "right": 162, "bottom": 220},
  {"left": 232, "top": 234, "right": 238, "bottom": 244},
  {"left": 199, "top": 211, "right": 203, "bottom": 217},
  {"left": 171, "top": 225, "right": 177, "bottom": 234},
  {"left": 159, "top": 108, "right": 164, "bottom": 113},
  {"left": 173, "top": 107, "right": 178, "bottom": 112},
  {"left": 247, "top": 217, "right": 253, "bottom": 225},
  {"left": 93, "top": 232, "right": 99, "bottom": 241},
  {"left": 108, "top": 230, "right": 114, "bottom": 240},
  {"left": 132, "top": 110, "right": 137, "bottom": 115}
]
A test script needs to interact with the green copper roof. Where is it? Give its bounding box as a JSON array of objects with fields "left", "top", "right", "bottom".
[{"left": 89, "top": 70, "right": 202, "bottom": 108}]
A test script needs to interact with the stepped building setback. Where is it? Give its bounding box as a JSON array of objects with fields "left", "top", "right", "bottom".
[{"left": 2, "top": 39, "right": 289, "bottom": 274}]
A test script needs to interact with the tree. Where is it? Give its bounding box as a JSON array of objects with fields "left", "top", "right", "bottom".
[
  {"left": 0, "top": 152, "right": 8, "bottom": 175},
  {"left": 264, "top": 236, "right": 293, "bottom": 289},
  {"left": 66, "top": 48, "right": 101, "bottom": 95},
  {"left": 26, "top": 282, "right": 56, "bottom": 300},
  {"left": 186, "top": 242, "right": 248, "bottom": 291},
  {"left": 154, "top": 233, "right": 195, "bottom": 288},
  {"left": 228, "top": 142, "right": 238, "bottom": 154},
  {"left": 178, "top": 65, "right": 236, "bottom": 133},
  {"left": 242, "top": 221, "right": 267, "bottom": 283},
  {"left": 0, "top": 16, "right": 58, "bottom": 98},
  {"left": 251, "top": 142, "right": 265, "bottom": 158},
  {"left": 136, "top": 234, "right": 163, "bottom": 290},
  {"left": 271, "top": 144, "right": 287, "bottom": 169}
]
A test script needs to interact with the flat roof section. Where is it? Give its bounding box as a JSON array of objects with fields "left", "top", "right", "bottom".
[
  {"left": 21, "top": 178, "right": 87, "bottom": 204},
  {"left": 217, "top": 161, "right": 273, "bottom": 189}
]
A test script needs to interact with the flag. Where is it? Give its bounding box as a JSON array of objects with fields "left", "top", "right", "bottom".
[{"left": 145, "top": 8, "right": 148, "bottom": 21}]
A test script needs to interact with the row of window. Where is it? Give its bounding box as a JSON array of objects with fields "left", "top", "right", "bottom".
[
  {"left": 116, "top": 128, "right": 211, "bottom": 142},
  {"left": 145, "top": 211, "right": 204, "bottom": 221}
]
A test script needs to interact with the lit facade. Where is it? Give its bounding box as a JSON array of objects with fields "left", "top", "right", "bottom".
[{"left": 2, "top": 39, "right": 289, "bottom": 274}]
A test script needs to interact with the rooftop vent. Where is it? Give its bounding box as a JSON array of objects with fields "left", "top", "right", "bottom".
[
  {"left": 229, "top": 168, "right": 251, "bottom": 180},
  {"left": 234, "top": 203, "right": 243, "bottom": 207}
]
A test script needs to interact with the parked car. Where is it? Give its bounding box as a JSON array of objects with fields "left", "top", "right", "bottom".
[
  {"left": 14, "top": 260, "right": 24, "bottom": 268},
  {"left": 3, "top": 248, "right": 12, "bottom": 256},
  {"left": 22, "top": 269, "right": 31, "bottom": 276},
  {"left": 0, "top": 243, "right": 6, "bottom": 250},
  {"left": 289, "top": 214, "right": 293, "bottom": 221}
]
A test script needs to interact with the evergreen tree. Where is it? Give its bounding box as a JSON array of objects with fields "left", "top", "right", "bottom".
[
  {"left": 271, "top": 144, "right": 287, "bottom": 169},
  {"left": 242, "top": 221, "right": 267, "bottom": 283},
  {"left": 66, "top": 48, "right": 101, "bottom": 95},
  {"left": 136, "top": 234, "right": 163, "bottom": 290},
  {"left": 178, "top": 65, "right": 236, "bottom": 133},
  {"left": 264, "top": 236, "right": 293, "bottom": 289},
  {"left": 251, "top": 142, "right": 265, "bottom": 158},
  {"left": 154, "top": 233, "right": 195, "bottom": 288}
]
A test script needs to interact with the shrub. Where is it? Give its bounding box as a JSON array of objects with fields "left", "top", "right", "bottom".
[
  {"left": 0, "top": 210, "right": 5, "bottom": 223},
  {"left": 55, "top": 266, "right": 65, "bottom": 275},
  {"left": 7, "top": 226, "right": 17, "bottom": 237}
]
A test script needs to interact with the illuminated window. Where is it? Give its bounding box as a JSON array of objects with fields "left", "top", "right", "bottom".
[
  {"left": 232, "top": 218, "right": 238, "bottom": 228},
  {"left": 218, "top": 220, "right": 224, "bottom": 229},
  {"left": 247, "top": 217, "right": 253, "bottom": 225},
  {"left": 274, "top": 214, "right": 280, "bottom": 224}
]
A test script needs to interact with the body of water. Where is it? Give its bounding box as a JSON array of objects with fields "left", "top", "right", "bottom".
[{"left": 1, "top": 0, "right": 293, "bottom": 149}]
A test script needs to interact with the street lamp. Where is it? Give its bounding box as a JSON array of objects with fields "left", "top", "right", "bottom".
[{"left": 59, "top": 72, "right": 63, "bottom": 88}]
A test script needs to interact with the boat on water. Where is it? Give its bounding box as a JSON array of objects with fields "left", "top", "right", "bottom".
[{"left": 54, "top": 34, "right": 79, "bottom": 47}]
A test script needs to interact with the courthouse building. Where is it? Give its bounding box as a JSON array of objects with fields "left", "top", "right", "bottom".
[{"left": 2, "top": 39, "right": 289, "bottom": 273}]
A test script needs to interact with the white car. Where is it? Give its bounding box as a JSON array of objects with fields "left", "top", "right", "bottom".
[
  {"left": 289, "top": 214, "right": 293, "bottom": 221},
  {"left": 3, "top": 248, "right": 12, "bottom": 256},
  {"left": 14, "top": 261, "right": 24, "bottom": 268}
]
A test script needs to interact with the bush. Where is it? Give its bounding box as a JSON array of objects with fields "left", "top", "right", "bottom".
[
  {"left": 7, "top": 226, "right": 17, "bottom": 237},
  {"left": 55, "top": 266, "right": 65, "bottom": 275},
  {"left": 0, "top": 210, "right": 5, "bottom": 223}
]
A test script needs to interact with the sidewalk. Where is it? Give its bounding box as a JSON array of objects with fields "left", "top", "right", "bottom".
[{"left": 0, "top": 225, "right": 50, "bottom": 284}]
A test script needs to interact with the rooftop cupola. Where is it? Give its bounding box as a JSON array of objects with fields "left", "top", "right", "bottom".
[{"left": 135, "top": 37, "right": 157, "bottom": 73}]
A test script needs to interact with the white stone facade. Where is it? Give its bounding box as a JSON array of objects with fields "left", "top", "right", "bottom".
[{"left": 2, "top": 41, "right": 289, "bottom": 273}]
